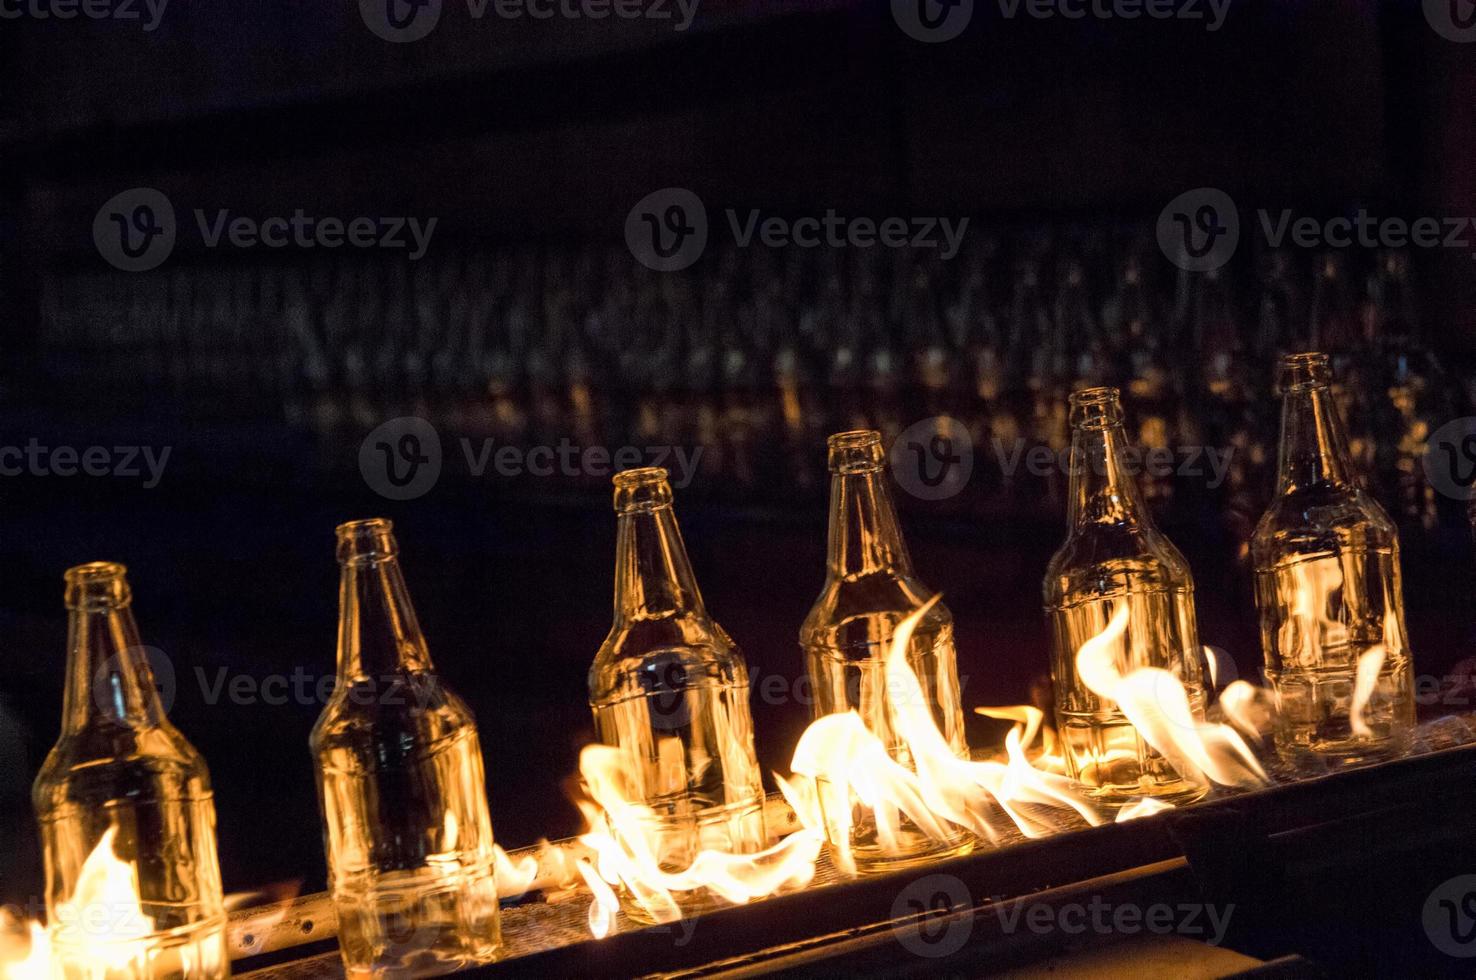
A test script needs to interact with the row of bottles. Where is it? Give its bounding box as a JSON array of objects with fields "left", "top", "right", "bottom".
[
  {"left": 32, "top": 240, "right": 1457, "bottom": 527},
  {"left": 1047, "top": 355, "right": 1416, "bottom": 806},
  {"left": 28, "top": 350, "right": 1419, "bottom": 975}
]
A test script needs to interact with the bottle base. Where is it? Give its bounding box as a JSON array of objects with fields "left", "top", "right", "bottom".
[
  {"left": 333, "top": 866, "right": 503, "bottom": 979},
  {"left": 844, "top": 833, "right": 976, "bottom": 874},
  {"left": 1072, "top": 778, "right": 1208, "bottom": 809}
]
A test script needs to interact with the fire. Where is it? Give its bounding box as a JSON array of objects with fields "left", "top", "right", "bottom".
[
  {"left": 573, "top": 744, "right": 823, "bottom": 934},
  {"left": 1074, "top": 603, "right": 1267, "bottom": 789},
  {"left": 565, "top": 595, "right": 1286, "bottom": 938},
  {"left": 782, "top": 597, "right": 1106, "bottom": 876},
  {"left": 1, "top": 826, "right": 157, "bottom": 980}
]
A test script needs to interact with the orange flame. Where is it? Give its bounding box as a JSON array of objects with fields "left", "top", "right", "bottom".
[
  {"left": 574, "top": 744, "right": 823, "bottom": 934},
  {"left": 1074, "top": 603, "right": 1267, "bottom": 789}
]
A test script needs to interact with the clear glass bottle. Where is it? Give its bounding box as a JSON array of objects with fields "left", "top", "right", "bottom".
[
  {"left": 33, "top": 562, "right": 228, "bottom": 979},
  {"left": 1045, "top": 388, "right": 1209, "bottom": 806},
  {"left": 588, "top": 468, "right": 766, "bottom": 914},
  {"left": 311, "top": 519, "right": 501, "bottom": 978},
  {"left": 800, "top": 431, "right": 972, "bottom": 870},
  {"left": 1251, "top": 353, "right": 1415, "bottom": 765}
]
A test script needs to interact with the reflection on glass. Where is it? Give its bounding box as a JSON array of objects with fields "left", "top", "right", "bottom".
[
  {"left": 33, "top": 562, "right": 228, "bottom": 979},
  {"left": 311, "top": 520, "right": 501, "bottom": 978}
]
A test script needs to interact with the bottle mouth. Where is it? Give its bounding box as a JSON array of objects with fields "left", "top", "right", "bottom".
[
  {"left": 1068, "top": 386, "right": 1124, "bottom": 429},
  {"left": 613, "top": 467, "right": 673, "bottom": 512},
  {"left": 336, "top": 518, "right": 398, "bottom": 563},
  {"left": 1278, "top": 351, "right": 1332, "bottom": 392},
  {"left": 827, "top": 430, "right": 884, "bottom": 474},
  {"left": 64, "top": 562, "right": 131, "bottom": 609}
]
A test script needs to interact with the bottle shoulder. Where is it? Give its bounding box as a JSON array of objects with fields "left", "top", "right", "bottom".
[
  {"left": 800, "top": 571, "right": 950, "bottom": 647},
  {"left": 1044, "top": 522, "right": 1193, "bottom": 603},
  {"left": 34, "top": 725, "right": 212, "bottom": 814},
  {"left": 1251, "top": 486, "right": 1398, "bottom": 561},
  {"left": 590, "top": 615, "right": 747, "bottom": 701},
  {"left": 309, "top": 670, "right": 475, "bottom": 751}
]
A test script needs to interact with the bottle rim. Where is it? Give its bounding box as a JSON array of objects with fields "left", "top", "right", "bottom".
[
  {"left": 64, "top": 562, "right": 130, "bottom": 609},
  {"left": 612, "top": 466, "right": 669, "bottom": 489},
  {"left": 336, "top": 518, "right": 398, "bottom": 563},
  {"left": 1068, "top": 385, "right": 1120, "bottom": 408},
  {"left": 827, "top": 429, "right": 885, "bottom": 474},
  {"left": 613, "top": 467, "right": 674, "bottom": 512},
  {"left": 1278, "top": 351, "right": 1332, "bottom": 391}
]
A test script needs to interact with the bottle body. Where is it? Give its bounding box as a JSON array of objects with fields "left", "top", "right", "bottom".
[
  {"left": 801, "top": 431, "right": 970, "bottom": 870},
  {"left": 589, "top": 469, "right": 765, "bottom": 917},
  {"left": 1044, "top": 389, "right": 1209, "bottom": 806},
  {"left": 1252, "top": 354, "right": 1415, "bottom": 766},
  {"left": 311, "top": 520, "right": 500, "bottom": 978},
  {"left": 33, "top": 562, "right": 228, "bottom": 980}
]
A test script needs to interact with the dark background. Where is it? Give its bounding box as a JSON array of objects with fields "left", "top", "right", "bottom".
[{"left": 2, "top": 0, "right": 1475, "bottom": 916}]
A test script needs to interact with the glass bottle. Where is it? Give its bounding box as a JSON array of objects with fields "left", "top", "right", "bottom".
[
  {"left": 588, "top": 468, "right": 766, "bottom": 914},
  {"left": 1044, "top": 388, "right": 1209, "bottom": 806},
  {"left": 800, "top": 431, "right": 972, "bottom": 870},
  {"left": 311, "top": 519, "right": 501, "bottom": 978},
  {"left": 33, "top": 562, "right": 228, "bottom": 979},
  {"left": 1251, "top": 353, "right": 1415, "bottom": 766}
]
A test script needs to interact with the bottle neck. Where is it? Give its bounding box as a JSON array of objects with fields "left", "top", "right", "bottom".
[
  {"left": 1067, "top": 421, "right": 1151, "bottom": 529},
  {"left": 1276, "top": 382, "right": 1355, "bottom": 493},
  {"left": 63, "top": 601, "right": 163, "bottom": 732},
  {"left": 613, "top": 504, "right": 707, "bottom": 622},
  {"left": 337, "top": 555, "right": 432, "bottom": 679},
  {"left": 827, "top": 467, "right": 914, "bottom": 578}
]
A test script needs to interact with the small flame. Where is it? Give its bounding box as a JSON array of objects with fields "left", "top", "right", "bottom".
[
  {"left": 785, "top": 597, "right": 1106, "bottom": 876},
  {"left": 493, "top": 845, "right": 540, "bottom": 901},
  {"left": 0, "top": 917, "right": 51, "bottom": 980},
  {"left": 1349, "top": 646, "right": 1387, "bottom": 739},
  {"left": 1075, "top": 604, "right": 1267, "bottom": 789},
  {"left": 1219, "top": 680, "right": 1276, "bottom": 741},
  {"left": 574, "top": 744, "right": 822, "bottom": 934},
  {"left": 2, "top": 826, "right": 158, "bottom": 980},
  {"left": 1115, "top": 797, "right": 1174, "bottom": 822}
]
